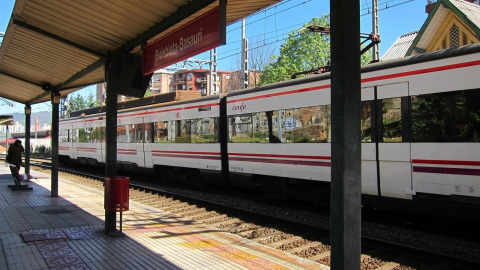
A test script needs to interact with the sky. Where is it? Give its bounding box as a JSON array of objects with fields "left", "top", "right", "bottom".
[{"left": 0, "top": 0, "right": 428, "bottom": 114}]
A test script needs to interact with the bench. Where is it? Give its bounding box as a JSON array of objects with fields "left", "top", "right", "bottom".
[{"left": 7, "top": 163, "right": 33, "bottom": 191}]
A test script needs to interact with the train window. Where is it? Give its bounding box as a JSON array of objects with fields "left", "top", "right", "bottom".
[
  {"left": 59, "top": 130, "right": 69, "bottom": 142},
  {"left": 230, "top": 114, "right": 258, "bottom": 143},
  {"left": 93, "top": 127, "right": 105, "bottom": 142},
  {"left": 77, "top": 128, "right": 87, "bottom": 143},
  {"left": 269, "top": 110, "right": 285, "bottom": 143},
  {"left": 361, "top": 101, "right": 372, "bottom": 142},
  {"left": 117, "top": 125, "right": 127, "bottom": 143},
  {"left": 190, "top": 118, "right": 218, "bottom": 143},
  {"left": 382, "top": 98, "right": 402, "bottom": 142},
  {"left": 126, "top": 124, "right": 135, "bottom": 143},
  {"left": 134, "top": 124, "right": 146, "bottom": 143},
  {"left": 154, "top": 121, "right": 171, "bottom": 142},
  {"left": 412, "top": 89, "right": 480, "bottom": 142},
  {"left": 175, "top": 120, "right": 192, "bottom": 143},
  {"left": 285, "top": 105, "right": 330, "bottom": 143}
]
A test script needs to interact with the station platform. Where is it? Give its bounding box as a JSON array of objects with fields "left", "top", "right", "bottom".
[{"left": 0, "top": 164, "right": 326, "bottom": 270}]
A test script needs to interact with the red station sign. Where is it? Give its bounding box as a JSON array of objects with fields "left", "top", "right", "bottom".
[{"left": 143, "top": 7, "right": 222, "bottom": 75}]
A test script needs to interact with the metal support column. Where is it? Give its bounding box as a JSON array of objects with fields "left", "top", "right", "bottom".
[
  {"left": 330, "top": 0, "right": 362, "bottom": 268},
  {"left": 372, "top": 0, "right": 379, "bottom": 61},
  {"left": 105, "top": 59, "right": 118, "bottom": 234},
  {"left": 51, "top": 92, "right": 60, "bottom": 197},
  {"left": 24, "top": 105, "right": 31, "bottom": 176}
]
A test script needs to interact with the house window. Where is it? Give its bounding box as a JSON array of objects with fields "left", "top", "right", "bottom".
[
  {"left": 188, "top": 73, "right": 193, "bottom": 81},
  {"left": 463, "top": 32, "right": 468, "bottom": 46},
  {"left": 450, "top": 24, "right": 459, "bottom": 48}
]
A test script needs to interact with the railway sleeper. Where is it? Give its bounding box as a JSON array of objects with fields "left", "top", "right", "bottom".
[
  {"left": 374, "top": 257, "right": 409, "bottom": 270},
  {"left": 228, "top": 223, "right": 261, "bottom": 233},
  {"left": 288, "top": 241, "right": 324, "bottom": 255},
  {"left": 200, "top": 214, "right": 230, "bottom": 225},
  {"left": 269, "top": 236, "right": 303, "bottom": 249},
  {"left": 250, "top": 231, "right": 286, "bottom": 242},
  {"left": 208, "top": 217, "right": 242, "bottom": 227},
  {"left": 309, "top": 251, "right": 331, "bottom": 261}
]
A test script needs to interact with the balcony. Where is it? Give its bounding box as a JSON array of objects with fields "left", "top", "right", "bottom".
[{"left": 195, "top": 77, "right": 207, "bottom": 83}]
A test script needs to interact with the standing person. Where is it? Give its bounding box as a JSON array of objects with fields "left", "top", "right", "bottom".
[{"left": 7, "top": 140, "right": 24, "bottom": 182}]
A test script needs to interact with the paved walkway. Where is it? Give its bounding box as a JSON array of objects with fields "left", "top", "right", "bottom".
[{"left": 0, "top": 163, "right": 326, "bottom": 269}]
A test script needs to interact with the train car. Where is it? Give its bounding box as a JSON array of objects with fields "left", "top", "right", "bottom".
[
  {"left": 60, "top": 95, "right": 222, "bottom": 185},
  {"left": 226, "top": 43, "right": 480, "bottom": 216},
  {"left": 60, "top": 43, "right": 480, "bottom": 218}
]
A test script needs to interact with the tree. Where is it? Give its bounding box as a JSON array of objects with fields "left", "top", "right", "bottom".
[
  {"left": 260, "top": 15, "right": 372, "bottom": 85},
  {"left": 66, "top": 93, "right": 98, "bottom": 117}
]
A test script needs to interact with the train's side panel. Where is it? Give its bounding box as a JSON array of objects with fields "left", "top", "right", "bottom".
[
  {"left": 227, "top": 80, "right": 333, "bottom": 182},
  {"left": 361, "top": 54, "right": 480, "bottom": 95},
  {"left": 411, "top": 144, "right": 480, "bottom": 198},
  {"left": 116, "top": 98, "right": 222, "bottom": 170},
  {"left": 229, "top": 143, "right": 332, "bottom": 180},
  {"left": 365, "top": 48, "right": 480, "bottom": 199},
  {"left": 59, "top": 117, "right": 103, "bottom": 161}
]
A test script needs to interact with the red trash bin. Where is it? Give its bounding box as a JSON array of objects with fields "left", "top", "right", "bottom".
[{"left": 104, "top": 176, "right": 129, "bottom": 212}]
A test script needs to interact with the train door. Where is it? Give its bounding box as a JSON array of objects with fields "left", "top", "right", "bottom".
[
  {"left": 134, "top": 116, "right": 152, "bottom": 168},
  {"left": 59, "top": 124, "right": 73, "bottom": 159},
  {"left": 143, "top": 117, "right": 153, "bottom": 168},
  {"left": 361, "top": 87, "right": 378, "bottom": 196},
  {"left": 376, "top": 82, "right": 413, "bottom": 199},
  {"left": 70, "top": 121, "right": 85, "bottom": 160},
  {"left": 95, "top": 121, "right": 104, "bottom": 163}
]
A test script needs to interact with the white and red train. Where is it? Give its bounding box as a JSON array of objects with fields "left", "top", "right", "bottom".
[{"left": 59, "top": 43, "right": 480, "bottom": 218}]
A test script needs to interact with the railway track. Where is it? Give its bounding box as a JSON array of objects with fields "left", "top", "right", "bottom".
[{"left": 23, "top": 160, "right": 480, "bottom": 270}]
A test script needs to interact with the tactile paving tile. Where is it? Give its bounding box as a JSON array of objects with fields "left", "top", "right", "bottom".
[
  {"left": 36, "top": 239, "right": 90, "bottom": 270},
  {"left": 21, "top": 229, "right": 68, "bottom": 243},
  {"left": 62, "top": 228, "right": 93, "bottom": 240}
]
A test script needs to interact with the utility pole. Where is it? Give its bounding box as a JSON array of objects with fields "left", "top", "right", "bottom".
[
  {"left": 241, "top": 18, "right": 248, "bottom": 89},
  {"left": 209, "top": 48, "right": 218, "bottom": 95}
]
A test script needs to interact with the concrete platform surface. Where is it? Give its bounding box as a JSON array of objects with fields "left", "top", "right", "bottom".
[{"left": 0, "top": 164, "right": 327, "bottom": 270}]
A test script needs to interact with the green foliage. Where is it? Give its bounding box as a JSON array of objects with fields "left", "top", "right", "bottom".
[
  {"left": 34, "top": 145, "right": 46, "bottom": 153},
  {"left": 66, "top": 93, "right": 99, "bottom": 117},
  {"left": 144, "top": 88, "right": 152, "bottom": 97},
  {"left": 259, "top": 15, "right": 373, "bottom": 85}
]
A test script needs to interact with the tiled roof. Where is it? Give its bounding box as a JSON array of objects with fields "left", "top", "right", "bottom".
[
  {"left": 381, "top": 31, "right": 419, "bottom": 61},
  {"left": 451, "top": 0, "right": 480, "bottom": 28}
]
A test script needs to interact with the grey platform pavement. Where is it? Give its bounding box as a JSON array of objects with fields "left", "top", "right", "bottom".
[{"left": 0, "top": 164, "right": 327, "bottom": 270}]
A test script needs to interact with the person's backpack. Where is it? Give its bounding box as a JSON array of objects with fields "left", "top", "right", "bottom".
[{"left": 6, "top": 148, "right": 12, "bottom": 163}]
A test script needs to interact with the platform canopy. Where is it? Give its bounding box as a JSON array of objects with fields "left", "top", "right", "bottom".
[{"left": 0, "top": 0, "right": 282, "bottom": 105}]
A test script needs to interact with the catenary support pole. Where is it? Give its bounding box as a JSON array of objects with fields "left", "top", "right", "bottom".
[
  {"left": 105, "top": 59, "right": 118, "bottom": 234},
  {"left": 51, "top": 92, "right": 60, "bottom": 197},
  {"left": 24, "top": 105, "right": 31, "bottom": 177},
  {"left": 330, "top": 0, "right": 362, "bottom": 269}
]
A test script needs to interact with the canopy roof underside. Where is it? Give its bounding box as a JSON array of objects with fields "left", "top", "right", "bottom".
[{"left": 0, "top": 0, "right": 281, "bottom": 104}]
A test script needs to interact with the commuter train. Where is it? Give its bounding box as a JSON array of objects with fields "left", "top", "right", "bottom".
[{"left": 59, "top": 43, "right": 480, "bottom": 218}]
